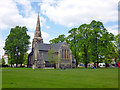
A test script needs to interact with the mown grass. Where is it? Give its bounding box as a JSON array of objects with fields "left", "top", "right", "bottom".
[{"left": 2, "top": 67, "right": 118, "bottom": 88}]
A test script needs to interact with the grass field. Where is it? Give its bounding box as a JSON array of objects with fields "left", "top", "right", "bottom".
[{"left": 2, "top": 68, "right": 118, "bottom": 88}]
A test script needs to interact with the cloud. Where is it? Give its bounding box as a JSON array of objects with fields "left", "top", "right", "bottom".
[
  {"left": 42, "top": 31, "right": 50, "bottom": 43},
  {"left": 0, "top": 34, "right": 5, "bottom": 58},
  {"left": 16, "top": 0, "right": 32, "bottom": 17},
  {"left": 0, "top": 0, "right": 50, "bottom": 56},
  {"left": 46, "top": 26, "right": 50, "bottom": 29},
  {"left": 40, "top": 0, "right": 118, "bottom": 27},
  {"left": 0, "top": 0, "right": 46, "bottom": 31},
  {"left": 106, "top": 25, "right": 118, "bottom": 35}
]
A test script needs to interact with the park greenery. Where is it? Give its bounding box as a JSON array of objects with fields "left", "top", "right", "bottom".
[
  {"left": 3, "top": 26, "right": 30, "bottom": 67},
  {"left": 1, "top": 58, "right": 5, "bottom": 65},
  {"left": 49, "top": 20, "right": 120, "bottom": 68},
  {"left": 2, "top": 68, "right": 118, "bottom": 88}
]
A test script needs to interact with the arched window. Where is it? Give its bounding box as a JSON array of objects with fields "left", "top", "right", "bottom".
[
  {"left": 62, "top": 49, "right": 63, "bottom": 59},
  {"left": 67, "top": 49, "right": 69, "bottom": 59},
  {"left": 65, "top": 49, "right": 66, "bottom": 59}
]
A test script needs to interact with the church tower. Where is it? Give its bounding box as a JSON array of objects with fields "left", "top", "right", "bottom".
[{"left": 32, "top": 13, "right": 43, "bottom": 51}]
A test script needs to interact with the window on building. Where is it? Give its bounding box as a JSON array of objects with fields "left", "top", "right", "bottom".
[
  {"left": 65, "top": 49, "right": 66, "bottom": 59},
  {"left": 67, "top": 49, "right": 69, "bottom": 59},
  {"left": 62, "top": 49, "right": 63, "bottom": 59}
]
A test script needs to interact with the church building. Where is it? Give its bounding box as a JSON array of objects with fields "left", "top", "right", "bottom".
[{"left": 28, "top": 13, "right": 76, "bottom": 69}]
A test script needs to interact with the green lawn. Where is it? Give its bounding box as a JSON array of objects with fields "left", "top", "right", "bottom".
[{"left": 2, "top": 68, "right": 118, "bottom": 88}]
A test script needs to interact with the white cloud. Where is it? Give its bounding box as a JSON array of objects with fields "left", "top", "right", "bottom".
[
  {"left": 0, "top": 0, "right": 50, "bottom": 56},
  {"left": 16, "top": 0, "right": 32, "bottom": 17},
  {"left": 106, "top": 25, "right": 118, "bottom": 35},
  {"left": 40, "top": 0, "right": 119, "bottom": 27},
  {"left": 46, "top": 26, "right": 50, "bottom": 29},
  {"left": 0, "top": 0, "right": 46, "bottom": 31},
  {"left": 0, "top": 34, "right": 5, "bottom": 58},
  {"left": 42, "top": 31, "right": 50, "bottom": 43}
]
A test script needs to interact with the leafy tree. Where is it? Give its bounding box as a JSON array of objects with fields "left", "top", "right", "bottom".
[
  {"left": 23, "top": 53, "right": 29, "bottom": 65},
  {"left": 4, "top": 26, "right": 30, "bottom": 67},
  {"left": 67, "top": 20, "right": 116, "bottom": 68},
  {"left": 49, "top": 34, "right": 66, "bottom": 44},
  {"left": 89, "top": 20, "right": 115, "bottom": 67},
  {"left": 77, "top": 24, "right": 92, "bottom": 68},
  {"left": 115, "top": 34, "right": 120, "bottom": 63},
  {"left": 49, "top": 20, "right": 117, "bottom": 68},
  {"left": 47, "top": 48, "right": 58, "bottom": 67},
  {"left": 0, "top": 58, "right": 1, "bottom": 65},
  {"left": 67, "top": 28, "right": 79, "bottom": 67},
  {"left": 2, "top": 58, "right": 5, "bottom": 65}
]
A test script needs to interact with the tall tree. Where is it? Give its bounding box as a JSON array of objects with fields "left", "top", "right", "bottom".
[
  {"left": 92, "top": 21, "right": 115, "bottom": 67},
  {"left": 67, "top": 20, "right": 115, "bottom": 68},
  {"left": 67, "top": 28, "right": 79, "bottom": 67},
  {"left": 4, "top": 26, "right": 30, "bottom": 67},
  {"left": 77, "top": 24, "right": 92, "bottom": 68}
]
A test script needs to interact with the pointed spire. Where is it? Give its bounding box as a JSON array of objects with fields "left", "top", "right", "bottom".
[{"left": 34, "top": 12, "right": 42, "bottom": 37}]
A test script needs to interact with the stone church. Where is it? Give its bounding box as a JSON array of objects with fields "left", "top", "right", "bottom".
[{"left": 28, "top": 13, "right": 76, "bottom": 69}]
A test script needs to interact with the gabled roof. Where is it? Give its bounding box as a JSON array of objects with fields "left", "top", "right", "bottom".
[
  {"left": 36, "top": 41, "right": 68, "bottom": 52},
  {"left": 36, "top": 42, "right": 65, "bottom": 52},
  {"left": 37, "top": 43, "right": 52, "bottom": 51},
  {"left": 51, "top": 42, "right": 63, "bottom": 52}
]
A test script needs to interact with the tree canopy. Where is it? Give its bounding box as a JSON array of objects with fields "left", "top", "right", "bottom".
[
  {"left": 4, "top": 26, "right": 30, "bottom": 67},
  {"left": 49, "top": 20, "right": 118, "bottom": 68},
  {"left": 49, "top": 34, "right": 66, "bottom": 44}
]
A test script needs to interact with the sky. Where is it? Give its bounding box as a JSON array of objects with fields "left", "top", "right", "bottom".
[{"left": 0, "top": 0, "right": 119, "bottom": 58}]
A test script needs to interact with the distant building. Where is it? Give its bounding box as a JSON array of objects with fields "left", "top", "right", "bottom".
[
  {"left": 2, "top": 54, "right": 8, "bottom": 65},
  {"left": 28, "top": 13, "right": 76, "bottom": 68}
]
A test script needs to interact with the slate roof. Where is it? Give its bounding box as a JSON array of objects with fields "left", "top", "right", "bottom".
[
  {"left": 36, "top": 42, "right": 64, "bottom": 52},
  {"left": 37, "top": 43, "right": 52, "bottom": 51},
  {"left": 51, "top": 42, "right": 63, "bottom": 52}
]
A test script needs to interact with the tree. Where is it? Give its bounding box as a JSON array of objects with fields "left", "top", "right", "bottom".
[
  {"left": 49, "top": 34, "right": 66, "bottom": 44},
  {"left": 67, "top": 20, "right": 116, "bottom": 68},
  {"left": 67, "top": 28, "right": 79, "bottom": 67},
  {"left": 49, "top": 20, "right": 117, "bottom": 68},
  {"left": 2, "top": 58, "right": 5, "bottom": 65},
  {"left": 0, "top": 58, "right": 1, "bottom": 65},
  {"left": 23, "top": 53, "right": 29, "bottom": 65},
  {"left": 47, "top": 48, "right": 58, "bottom": 68},
  {"left": 115, "top": 34, "right": 120, "bottom": 63},
  {"left": 81, "top": 20, "right": 115, "bottom": 68},
  {"left": 77, "top": 24, "right": 92, "bottom": 68},
  {"left": 4, "top": 26, "right": 30, "bottom": 67}
]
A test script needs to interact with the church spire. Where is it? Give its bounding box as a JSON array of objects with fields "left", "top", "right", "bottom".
[{"left": 34, "top": 12, "right": 42, "bottom": 37}]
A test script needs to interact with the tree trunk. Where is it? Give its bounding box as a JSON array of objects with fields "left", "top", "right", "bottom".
[
  {"left": 97, "top": 55, "right": 99, "bottom": 68},
  {"left": 85, "top": 63, "right": 87, "bottom": 68},
  {"left": 20, "top": 63, "right": 22, "bottom": 67},
  {"left": 11, "top": 63, "right": 12, "bottom": 67},
  {"left": 84, "top": 45, "right": 88, "bottom": 69},
  {"left": 94, "top": 62, "right": 96, "bottom": 68},
  {"left": 76, "top": 60, "right": 78, "bottom": 68},
  {"left": 105, "top": 63, "right": 108, "bottom": 68},
  {"left": 16, "top": 63, "right": 18, "bottom": 67}
]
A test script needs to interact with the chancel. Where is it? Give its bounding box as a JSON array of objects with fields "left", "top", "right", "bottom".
[{"left": 28, "top": 13, "right": 76, "bottom": 69}]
